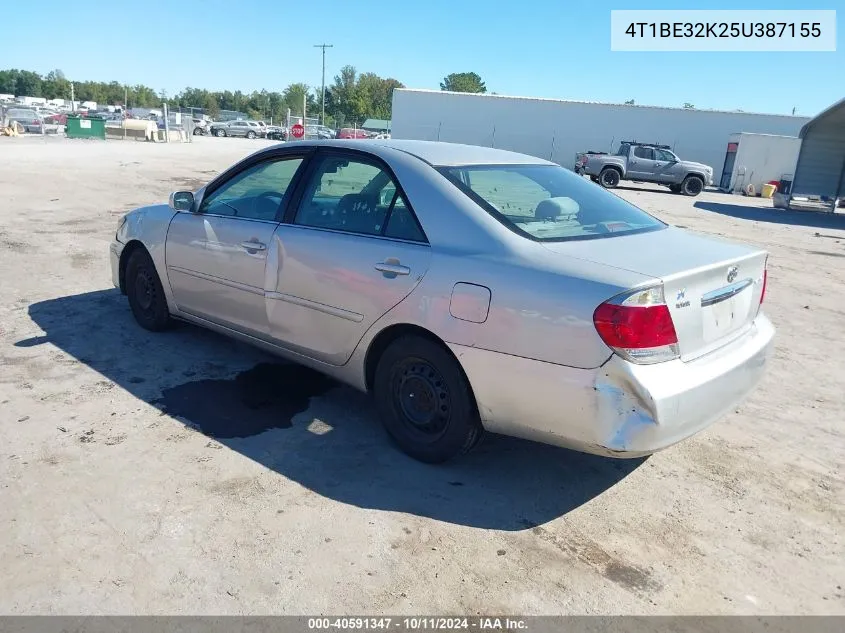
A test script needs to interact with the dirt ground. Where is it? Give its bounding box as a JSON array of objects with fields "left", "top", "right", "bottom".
[{"left": 1, "top": 135, "right": 843, "bottom": 615}]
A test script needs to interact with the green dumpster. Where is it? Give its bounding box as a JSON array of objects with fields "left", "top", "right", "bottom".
[{"left": 66, "top": 116, "right": 106, "bottom": 140}]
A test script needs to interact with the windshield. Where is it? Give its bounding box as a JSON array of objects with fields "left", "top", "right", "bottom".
[{"left": 440, "top": 164, "right": 665, "bottom": 242}]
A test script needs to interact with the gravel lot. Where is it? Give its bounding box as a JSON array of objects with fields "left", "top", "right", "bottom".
[{"left": 1, "top": 135, "right": 843, "bottom": 615}]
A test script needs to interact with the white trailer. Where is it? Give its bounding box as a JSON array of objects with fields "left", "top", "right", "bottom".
[
  {"left": 717, "top": 133, "right": 802, "bottom": 194},
  {"left": 15, "top": 96, "right": 47, "bottom": 107},
  {"left": 391, "top": 89, "right": 810, "bottom": 176}
]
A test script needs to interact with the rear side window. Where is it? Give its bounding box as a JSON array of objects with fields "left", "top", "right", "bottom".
[
  {"left": 633, "top": 146, "right": 654, "bottom": 159},
  {"left": 293, "top": 156, "right": 426, "bottom": 242},
  {"left": 440, "top": 164, "right": 665, "bottom": 242}
]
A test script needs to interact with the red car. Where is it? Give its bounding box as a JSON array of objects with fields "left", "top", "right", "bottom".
[
  {"left": 336, "top": 127, "right": 370, "bottom": 139},
  {"left": 44, "top": 113, "right": 68, "bottom": 125}
]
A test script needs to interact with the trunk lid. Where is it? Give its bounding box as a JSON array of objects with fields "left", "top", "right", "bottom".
[{"left": 542, "top": 226, "right": 767, "bottom": 361}]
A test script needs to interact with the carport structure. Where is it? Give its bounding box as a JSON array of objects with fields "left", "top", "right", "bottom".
[{"left": 791, "top": 97, "right": 845, "bottom": 207}]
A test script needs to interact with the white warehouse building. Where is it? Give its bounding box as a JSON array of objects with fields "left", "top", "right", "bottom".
[{"left": 391, "top": 89, "right": 811, "bottom": 175}]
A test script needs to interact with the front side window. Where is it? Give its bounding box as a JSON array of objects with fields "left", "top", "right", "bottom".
[
  {"left": 199, "top": 157, "right": 303, "bottom": 221},
  {"left": 654, "top": 149, "right": 676, "bottom": 162},
  {"left": 294, "top": 156, "right": 426, "bottom": 241},
  {"left": 440, "top": 164, "right": 665, "bottom": 242}
]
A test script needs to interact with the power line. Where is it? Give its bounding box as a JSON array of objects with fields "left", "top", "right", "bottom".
[{"left": 314, "top": 43, "right": 334, "bottom": 125}]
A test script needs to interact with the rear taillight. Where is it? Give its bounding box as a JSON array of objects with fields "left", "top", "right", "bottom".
[
  {"left": 593, "top": 285, "right": 679, "bottom": 365},
  {"left": 580, "top": 156, "right": 588, "bottom": 165},
  {"left": 33, "top": 119, "right": 41, "bottom": 125},
  {"left": 760, "top": 268, "right": 767, "bottom": 304}
]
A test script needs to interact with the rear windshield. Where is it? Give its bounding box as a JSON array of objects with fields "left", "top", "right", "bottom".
[{"left": 439, "top": 164, "right": 665, "bottom": 242}]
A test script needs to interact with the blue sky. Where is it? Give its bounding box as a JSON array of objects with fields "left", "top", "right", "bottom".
[{"left": 5, "top": 0, "right": 842, "bottom": 116}]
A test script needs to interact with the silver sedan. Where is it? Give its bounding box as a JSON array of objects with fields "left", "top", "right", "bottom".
[{"left": 110, "top": 140, "right": 774, "bottom": 463}]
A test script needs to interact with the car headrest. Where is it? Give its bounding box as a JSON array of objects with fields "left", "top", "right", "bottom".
[{"left": 535, "top": 197, "right": 580, "bottom": 220}]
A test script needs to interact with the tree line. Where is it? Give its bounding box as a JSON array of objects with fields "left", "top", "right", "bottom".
[{"left": 0, "top": 68, "right": 489, "bottom": 126}]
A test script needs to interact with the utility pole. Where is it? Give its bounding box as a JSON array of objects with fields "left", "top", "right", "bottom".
[
  {"left": 313, "top": 43, "right": 333, "bottom": 125},
  {"left": 70, "top": 82, "right": 75, "bottom": 110}
]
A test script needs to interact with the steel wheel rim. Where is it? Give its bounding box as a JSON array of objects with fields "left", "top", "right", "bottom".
[
  {"left": 134, "top": 269, "right": 156, "bottom": 312},
  {"left": 392, "top": 359, "right": 451, "bottom": 442}
]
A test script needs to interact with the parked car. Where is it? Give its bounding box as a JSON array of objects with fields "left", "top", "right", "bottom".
[
  {"left": 336, "top": 127, "right": 369, "bottom": 139},
  {"left": 44, "top": 112, "right": 68, "bottom": 125},
  {"left": 110, "top": 139, "right": 773, "bottom": 464},
  {"left": 576, "top": 141, "right": 714, "bottom": 196},
  {"left": 265, "top": 125, "right": 288, "bottom": 141},
  {"left": 192, "top": 118, "right": 210, "bottom": 135},
  {"left": 305, "top": 125, "right": 335, "bottom": 139},
  {"left": 211, "top": 120, "right": 264, "bottom": 138},
  {"left": 5, "top": 108, "right": 43, "bottom": 133}
]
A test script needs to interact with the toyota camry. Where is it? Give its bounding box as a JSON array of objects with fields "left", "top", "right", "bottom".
[{"left": 110, "top": 139, "right": 774, "bottom": 463}]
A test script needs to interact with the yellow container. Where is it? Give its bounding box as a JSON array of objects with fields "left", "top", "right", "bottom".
[{"left": 761, "top": 183, "right": 777, "bottom": 199}]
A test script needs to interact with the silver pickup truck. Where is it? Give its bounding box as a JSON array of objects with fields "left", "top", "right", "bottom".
[{"left": 575, "top": 141, "right": 714, "bottom": 196}]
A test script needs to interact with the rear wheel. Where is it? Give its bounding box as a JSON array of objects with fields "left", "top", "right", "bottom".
[
  {"left": 246, "top": 130, "right": 256, "bottom": 139},
  {"left": 125, "top": 249, "right": 171, "bottom": 332},
  {"left": 373, "top": 335, "right": 482, "bottom": 463},
  {"left": 681, "top": 175, "right": 704, "bottom": 196},
  {"left": 216, "top": 128, "right": 226, "bottom": 137},
  {"left": 599, "top": 167, "right": 621, "bottom": 188}
]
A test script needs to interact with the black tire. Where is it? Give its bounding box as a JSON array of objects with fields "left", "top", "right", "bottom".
[
  {"left": 681, "top": 175, "right": 704, "bottom": 196},
  {"left": 373, "top": 335, "right": 482, "bottom": 463},
  {"left": 216, "top": 128, "right": 226, "bottom": 137},
  {"left": 125, "top": 249, "right": 171, "bottom": 332},
  {"left": 246, "top": 131, "right": 256, "bottom": 139},
  {"left": 669, "top": 184, "right": 681, "bottom": 193},
  {"left": 599, "top": 167, "right": 621, "bottom": 188},
  {"left": 192, "top": 127, "right": 203, "bottom": 136}
]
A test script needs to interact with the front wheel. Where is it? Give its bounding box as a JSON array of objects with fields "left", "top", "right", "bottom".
[
  {"left": 599, "top": 167, "right": 621, "bottom": 188},
  {"left": 681, "top": 175, "right": 704, "bottom": 196},
  {"left": 125, "top": 249, "right": 171, "bottom": 332},
  {"left": 373, "top": 335, "right": 482, "bottom": 463}
]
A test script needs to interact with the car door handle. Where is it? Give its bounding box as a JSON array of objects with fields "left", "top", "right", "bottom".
[
  {"left": 654, "top": 163, "right": 662, "bottom": 167},
  {"left": 375, "top": 262, "right": 410, "bottom": 276},
  {"left": 240, "top": 240, "right": 266, "bottom": 251}
]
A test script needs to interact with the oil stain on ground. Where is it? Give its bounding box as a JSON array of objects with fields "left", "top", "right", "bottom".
[{"left": 154, "top": 363, "right": 337, "bottom": 439}]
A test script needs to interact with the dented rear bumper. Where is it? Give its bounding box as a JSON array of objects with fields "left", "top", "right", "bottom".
[{"left": 448, "top": 313, "right": 774, "bottom": 457}]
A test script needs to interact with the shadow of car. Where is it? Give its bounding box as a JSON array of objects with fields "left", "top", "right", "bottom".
[
  {"left": 694, "top": 201, "right": 845, "bottom": 230},
  {"left": 23, "top": 288, "right": 645, "bottom": 531}
]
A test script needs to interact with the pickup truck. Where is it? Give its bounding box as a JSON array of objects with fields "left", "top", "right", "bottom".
[{"left": 575, "top": 141, "right": 714, "bottom": 196}]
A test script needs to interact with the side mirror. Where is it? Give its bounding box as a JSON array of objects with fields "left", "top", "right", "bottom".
[{"left": 169, "top": 191, "right": 194, "bottom": 212}]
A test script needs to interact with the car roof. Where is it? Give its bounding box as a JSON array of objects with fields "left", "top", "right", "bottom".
[{"left": 286, "top": 139, "right": 555, "bottom": 167}]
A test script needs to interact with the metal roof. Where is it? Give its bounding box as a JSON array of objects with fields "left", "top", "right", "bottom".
[
  {"left": 799, "top": 97, "right": 845, "bottom": 138},
  {"left": 396, "top": 88, "right": 812, "bottom": 120},
  {"left": 362, "top": 118, "right": 391, "bottom": 129},
  {"left": 286, "top": 139, "right": 554, "bottom": 166}
]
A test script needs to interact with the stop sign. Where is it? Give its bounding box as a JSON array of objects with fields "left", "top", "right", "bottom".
[{"left": 291, "top": 123, "right": 304, "bottom": 139}]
